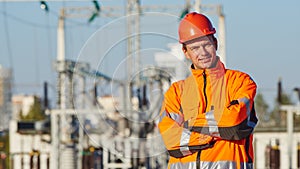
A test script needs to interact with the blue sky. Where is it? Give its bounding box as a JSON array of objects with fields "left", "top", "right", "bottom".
[{"left": 1, "top": 0, "right": 300, "bottom": 110}]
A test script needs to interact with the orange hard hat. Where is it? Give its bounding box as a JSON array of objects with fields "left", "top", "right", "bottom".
[{"left": 178, "top": 12, "right": 216, "bottom": 44}]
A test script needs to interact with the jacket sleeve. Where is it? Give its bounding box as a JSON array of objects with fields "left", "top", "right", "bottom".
[
  {"left": 158, "top": 82, "right": 213, "bottom": 155},
  {"left": 158, "top": 82, "right": 185, "bottom": 150},
  {"left": 217, "top": 73, "right": 258, "bottom": 140}
]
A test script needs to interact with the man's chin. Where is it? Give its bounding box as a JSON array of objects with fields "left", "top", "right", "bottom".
[{"left": 201, "top": 63, "right": 212, "bottom": 69}]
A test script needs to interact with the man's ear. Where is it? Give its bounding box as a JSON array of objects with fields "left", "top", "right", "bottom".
[
  {"left": 182, "top": 46, "right": 186, "bottom": 53},
  {"left": 182, "top": 46, "right": 190, "bottom": 59}
]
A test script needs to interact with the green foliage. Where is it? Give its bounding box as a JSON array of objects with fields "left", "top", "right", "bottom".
[
  {"left": 0, "top": 131, "right": 9, "bottom": 169},
  {"left": 179, "top": 7, "right": 189, "bottom": 19},
  {"left": 270, "top": 91, "right": 293, "bottom": 127},
  {"left": 255, "top": 93, "right": 269, "bottom": 122},
  {"left": 255, "top": 91, "right": 295, "bottom": 128},
  {"left": 277, "top": 92, "right": 293, "bottom": 105},
  {"left": 255, "top": 87, "right": 300, "bottom": 129},
  {"left": 255, "top": 93, "right": 269, "bottom": 110},
  {"left": 18, "top": 109, "right": 24, "bottom": 120},
  {"left": 20, "top": 96, "right": 45, "bottom": 121}
]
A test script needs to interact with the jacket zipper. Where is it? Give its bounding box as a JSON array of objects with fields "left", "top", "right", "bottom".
[{"left": 202, "top": 70, "right": 207, "bottom": 112}]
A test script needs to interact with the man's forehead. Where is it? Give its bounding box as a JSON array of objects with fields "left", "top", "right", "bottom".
[{"left": 185, "top": 36, "right": 212, "bottom": 46}]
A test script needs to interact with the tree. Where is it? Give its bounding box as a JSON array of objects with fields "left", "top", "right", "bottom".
[
  {"left": 21, "top": 96, "right": 45, "bottom": 121},
  {"left": 255, "top": 92, "right": 271, "bottom": 127},
  {"left": 0, "top": 131, "right": 9, "bottom": 169},
  {"left": 270, "top": 91, "right": 293, "bottom": 127}
]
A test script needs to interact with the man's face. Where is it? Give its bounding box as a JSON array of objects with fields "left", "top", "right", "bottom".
[{"left": 183, "top": 36, "right": 217, "bottom": 69}]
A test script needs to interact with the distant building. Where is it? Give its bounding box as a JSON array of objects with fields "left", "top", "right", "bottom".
[
  {"left": 9, "top": 119, "right": 51, "bottom": 169},
  {"left": 12, "top": 94, "right": 36, "bottom": 120},
  {"left": 154, "top": 43, "right": 190, "bottom": 83},
  {"left": 254, "top": 128, "right": 300, "bottom": 169},
  {"left": 10, "top": 94, "right": 49, "bottom": 169},
  {"left": 0, "top": 65, "right": 12, "bottom": 131}
]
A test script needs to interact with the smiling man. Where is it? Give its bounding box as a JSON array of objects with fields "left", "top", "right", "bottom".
[{"left": 158, "top": 12, "right": 258, "bottom": 169}]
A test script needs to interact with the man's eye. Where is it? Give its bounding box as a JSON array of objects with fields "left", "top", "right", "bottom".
[
  {"left": 204, "top": 44, "right": 213, "bottom": 48},
  {"left": 191, "top": 47, "right": 199, "bottom": 51}
]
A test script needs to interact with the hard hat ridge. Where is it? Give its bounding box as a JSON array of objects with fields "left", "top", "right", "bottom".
[{"left": 178, "top": 12, "right": 216, "bottom": 44}]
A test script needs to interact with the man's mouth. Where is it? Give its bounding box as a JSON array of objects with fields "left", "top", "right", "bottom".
[{"left": 199, "top": 57, "right": 211, "bottom": 63}]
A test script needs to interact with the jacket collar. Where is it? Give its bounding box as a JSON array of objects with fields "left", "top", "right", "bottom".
[{"left": 190, "top": 56, "right": 226, "bottom": 79}]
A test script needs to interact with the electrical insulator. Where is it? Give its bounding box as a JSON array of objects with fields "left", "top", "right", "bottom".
[
  {"left": 40, "top": 1, "right": 49, "bottom": 12},
  {"left": 93, "top": 83, "right": 98, "bottom": 106},
  {"left": 30, "top": 152, "right": 34, "bottom": 169},
  {"left": 43, "top": 81, "right": 49, "bottom": 109},
  {"left": 265, "top": 144, "right": 271, "bottom": 168},
  {"left": 92, "top": 0, "right": 100, "bottom": 12},
  {"left": 30, "top": 150, "right": 40, "bottom": 169},
  {"left": 269, "top": 139, "right": 280, "bottom": 169},
  {"left": 277, "top": 78, "right": 282, "bottom": 104},
  {"left": 89, "top": 146, "right": 95, "bottom": 153},
  {"left": 297, "top": 142, "right": 300, "bottom": 169}
]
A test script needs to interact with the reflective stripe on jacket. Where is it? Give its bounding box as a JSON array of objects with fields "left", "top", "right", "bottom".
[{"left": 158, "top": 59, "right": 257, "bottom": 169}]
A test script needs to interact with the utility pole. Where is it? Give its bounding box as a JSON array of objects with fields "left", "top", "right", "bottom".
[
  {"left": 194, "top": 0, "right": 201, "bottom": 12},
  {"left": 217, "top": 5, "right": 226, "bottom": 65},
  {"left": 56, "top": 8, "right": 67, "bottom": 110},
  {"left": 126, "top": 1, "right": 141, "bottom": 168},
  {"left": 52, "top": 5, "right": 99, "bottom": 169}
]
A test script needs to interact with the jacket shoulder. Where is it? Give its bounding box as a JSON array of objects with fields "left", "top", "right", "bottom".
[
  {"left": 168, "top": 79, "right": 185, "bottom": 95},
  {"left": 225, "top": 69, "right": 257, "bottom": 94},
  {"left": 169, "top": 79, "right": 185, "bottom": 92},
  {"left": 226, "top": 69, "right": 256, "bottom": 83}
]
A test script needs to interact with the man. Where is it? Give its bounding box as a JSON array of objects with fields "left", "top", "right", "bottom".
[{"left": 158, "top": 12, "right": 258, "bottom": 169}]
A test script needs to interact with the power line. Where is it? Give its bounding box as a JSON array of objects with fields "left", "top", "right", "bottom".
[
  {"left": 33, "top": 26, "right": 41, "bottom": 85},
  {"left": 0, "top": 7, "right": 101, "bottom": 29},
  {"left": 2, "top": 2, "right": 13, "bottom": 69},
  {"left": 46, "top": 12, "right": 56, "bottom": 84},
  {"left": 0, "top": 9, "right": 56, "bottom": 28}
]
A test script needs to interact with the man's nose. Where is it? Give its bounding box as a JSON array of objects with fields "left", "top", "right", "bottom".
[{"left": 198, "top": 46, "right": 209, "bottom": 55}]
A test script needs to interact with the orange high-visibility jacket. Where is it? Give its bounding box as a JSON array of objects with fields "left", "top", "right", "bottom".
[{"left": 158, "top": 59, "right": 258, "bottom": 169}]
